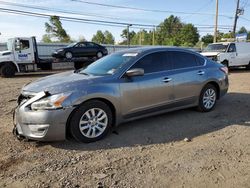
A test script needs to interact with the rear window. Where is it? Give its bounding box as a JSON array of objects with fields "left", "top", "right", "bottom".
[{"left": 171, "top": 51, "right": 198, "bottom": 69}]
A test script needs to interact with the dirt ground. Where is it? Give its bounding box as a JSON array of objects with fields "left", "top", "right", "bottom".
[{"left": 0, "top": 70, "right": 249, "bottom": 188}]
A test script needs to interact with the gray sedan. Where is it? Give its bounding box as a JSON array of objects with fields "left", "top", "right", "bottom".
[{"left": 13, "top": 47, "right": 229, "bottom": 143}]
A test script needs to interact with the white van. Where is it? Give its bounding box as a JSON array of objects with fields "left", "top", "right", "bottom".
[{"left": 201, "top": 42, "right": 250, "bottom": 69}]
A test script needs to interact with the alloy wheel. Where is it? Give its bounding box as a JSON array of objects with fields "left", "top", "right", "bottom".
[
  {"left": 202, "top": 88, "right": 216, "bottom": 109},
  {"left": 78, "top": 108, "right": 108, "bottom": 138}
]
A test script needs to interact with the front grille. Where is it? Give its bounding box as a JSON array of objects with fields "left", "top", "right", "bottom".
[{"left": 207, "top": 56, "right": 217, "bottom": 61}]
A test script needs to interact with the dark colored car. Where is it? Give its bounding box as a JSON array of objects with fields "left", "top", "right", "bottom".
[
  {"left": 14, "top": 47, "right": 229, "bottom": 143},
  {"left": 52, "top": 42, "right": 108, "bottom": 59}
]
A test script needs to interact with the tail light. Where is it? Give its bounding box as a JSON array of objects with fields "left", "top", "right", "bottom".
[{"left": 220, "top": 66, "right": 228, "bottom": 75}]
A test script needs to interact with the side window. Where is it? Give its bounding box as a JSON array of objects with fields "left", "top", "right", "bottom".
[
  {"left": 196, "top": 55, "right": 205, "bottom": 66},
  {"left": 228, "top": 44, "right": 236, "bottom": 52},
  {"left": 15, "top": 40, "right": 30, "bottom": 51},
  {"left": 171, "top": 51, "right": 198, "bottom": 69},
  {"left": 86, "top": 42, "right": 97, "bottom": 47},
  {"left": 131, "top": 52, "right": 171, "bottom": 74},
  {"left": 75, "top": 43, "right": 86, "bottom": 47}
]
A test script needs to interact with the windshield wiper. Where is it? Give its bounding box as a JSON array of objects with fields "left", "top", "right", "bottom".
[{"left": 79, "top": 72, "right": 90, "bottom": 76}]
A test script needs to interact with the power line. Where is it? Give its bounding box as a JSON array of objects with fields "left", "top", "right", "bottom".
[
  {"left": 71, "top": 0, "right": 233, "bottom": 18},
  {"left": 0, "top": 7, "right": 234, "bottom": 30},
  {"left": 0, "top": 0, "right": 122, "bottom": 20}
]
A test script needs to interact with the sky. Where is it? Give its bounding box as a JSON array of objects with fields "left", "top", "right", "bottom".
[{"left": 0, "top": 0, "right": 250, "bottom": 43}]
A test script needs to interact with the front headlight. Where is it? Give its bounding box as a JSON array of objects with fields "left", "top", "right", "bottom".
[{"left": 31, "top": 93, "right": 71, "bottom": 110}]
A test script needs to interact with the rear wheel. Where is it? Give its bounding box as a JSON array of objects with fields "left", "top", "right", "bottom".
[
  {"left": 0, "top": 63, "right": 16, "bottom": 77},
  {"left": 96, "top": 51, "right": 103, "bottom": 59},
  {"left": 69, "top": 100, "right": 113, "bottom": 143},
  {"left": 65, "top": 51, "right": 73, "bottom": 59},
  {"left": 197, "top": 84, "right": 217, "bottom": 112}
]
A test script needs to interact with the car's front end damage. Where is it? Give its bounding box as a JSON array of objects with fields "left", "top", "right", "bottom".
[{"left": 13, "top": 90, "right": 75, "bottom": 141}]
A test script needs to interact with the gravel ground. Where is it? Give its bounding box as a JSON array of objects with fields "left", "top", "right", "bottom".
[{"left": 0, "top": 70, "right": 249, "bottom": 188}]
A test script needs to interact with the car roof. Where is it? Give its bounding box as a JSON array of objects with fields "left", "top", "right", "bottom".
[{"left": 116, "top": 46, "right": 198, "bottom": 55}]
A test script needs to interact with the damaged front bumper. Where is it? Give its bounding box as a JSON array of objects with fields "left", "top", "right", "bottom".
[{"left": 13, "top": 91, "right": 74, "bottom": 141}]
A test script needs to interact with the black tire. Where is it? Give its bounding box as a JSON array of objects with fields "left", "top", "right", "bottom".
[
  {"left": 245, "top": 62, "right": 250, "bottom": 70},
  {"left": 65, "top": 51, "right": 73, "bottom": 59},
  {"left": 221, "top": 60, "right": 229, "bottom": 68},
  {"left": 0, "top": 63, "right": 16, "bottom": 77},
  {"left": 96, "top": 51, "right": 103, "bottom": 59},
  {"left": 39, "top": 63, "right": 52, "bottom": 70},
  {"left": 69, "top": 100, "right": 113, "bottom": 143},
  {"left": 74, "top": 62, "right": 83, "bottom": 70},
  {"left": 197, "top": 84, "right": 218, "bottom": 112}
]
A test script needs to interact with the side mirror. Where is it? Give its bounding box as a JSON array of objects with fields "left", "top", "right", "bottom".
[{"left": 125, "top": 68, "right": 144, "bottom": 77}]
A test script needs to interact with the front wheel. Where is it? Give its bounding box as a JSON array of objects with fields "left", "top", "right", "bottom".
[
  {"left": 65, "top": 51, "right": 73, "bottom": 59},
  {"left": 197, "top": 84, "right": 217, "bottom": 112},
  {"left": 0, "top": 63, "right": 16, "bottom": 77},
  {"left": 69, "top": 100, "right": 113, "bottom": 143}
]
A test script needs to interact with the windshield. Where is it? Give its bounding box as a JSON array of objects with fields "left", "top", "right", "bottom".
[
  {"left": 66, "top": 42, "right": 77, "bottom": 47},
  {"left": 7, "top": 39, "right": 13, "bottom": 51},
  {"left": 78, "top": 52, "right": 138, "bottom": 75},
  {"left": 204, "top": 44, "right": 229, "bottom": 52}
]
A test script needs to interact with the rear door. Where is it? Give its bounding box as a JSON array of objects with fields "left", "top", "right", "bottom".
[
  {"left": 85, "top": 42, "right": 98, "bottom": 56},
  {"left": 169, "top": 51, "right": 206, "bottom": 105},
  {"left": 232, "top": 43, "right": 249, "bottom": 66},
  {"left": 120, "top": 51, "right": 174, "bottom": 118}
]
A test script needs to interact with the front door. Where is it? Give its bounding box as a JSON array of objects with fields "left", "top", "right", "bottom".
[
  {"left": 120, "top": 51, "right": 174, "bottom": 118},
  {"left": 14, "top": 38, "right": 34, "bottom": 64}
]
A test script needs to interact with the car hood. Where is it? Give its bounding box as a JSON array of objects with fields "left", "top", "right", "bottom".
[
  {"left": 22, "top": 71, "right": 102, "bottom": 94},
  {"left": 200, "top": 51, "right": 220, "bottom": 57}
]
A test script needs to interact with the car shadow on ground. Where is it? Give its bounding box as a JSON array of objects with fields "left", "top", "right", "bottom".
[{"left": 38, "top": 92, "right": 250, "bottom": 151}]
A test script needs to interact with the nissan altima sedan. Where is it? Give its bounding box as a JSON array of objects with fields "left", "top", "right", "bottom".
[{"left": 14, "top": 47, "right": 229, "bottom": 143}]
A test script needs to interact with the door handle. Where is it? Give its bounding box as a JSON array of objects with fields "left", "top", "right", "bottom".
[
  {"left": 197, "top": 71, "right": 205, "bottom": 75},
  {"left": 162, "top": 77, "right": 172, "bottom": 83}
]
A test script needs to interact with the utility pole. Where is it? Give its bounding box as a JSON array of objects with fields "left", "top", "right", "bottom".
[
  {"left": 213, "top": 0, "right": 219, "bottom": 43},
  {"left": 152, "top": 26, "right": 155, "bottom": 45},
  {"left": 233, "top": 0, "right": 240, "bottom": 36},
  {"left": 127, "top": 24, "right": 132, "bottom": 47},
  {"left": 139, "top": 29, "right": 142, "bottom": 45}
]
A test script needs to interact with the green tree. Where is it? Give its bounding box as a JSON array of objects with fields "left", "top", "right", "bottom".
[
  {"left": 104, "top": 30, "right": 115, "bottom": 44},
  {"left": 92, "top": 30, "right": 105, "bottom": 44},
  {"left": 222, "top": 32, "right": 234, "bottom": 39},
  {"left": 155, "top": 15, "right": 183, "bottom": 46},
  {"left": 120, "top": 29, "right": 136, "bottom": 45},
  {"left": 201, "top": 34, "right": 213, "bottom": 45},
  {"left": 238, "top": 26, "right": 248, "bottom": 34},
  {"left": 45, "top": 16, "right": 71, "bottom": 42},
  {"left": 179, "top": 24, "right": 199, "bottom": 47},
  {"left": 130, "top": 30, "right": 153, "bottom": 45},
  {"left": 41, "top": 34, "right": 52, "bottom": 43}
]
